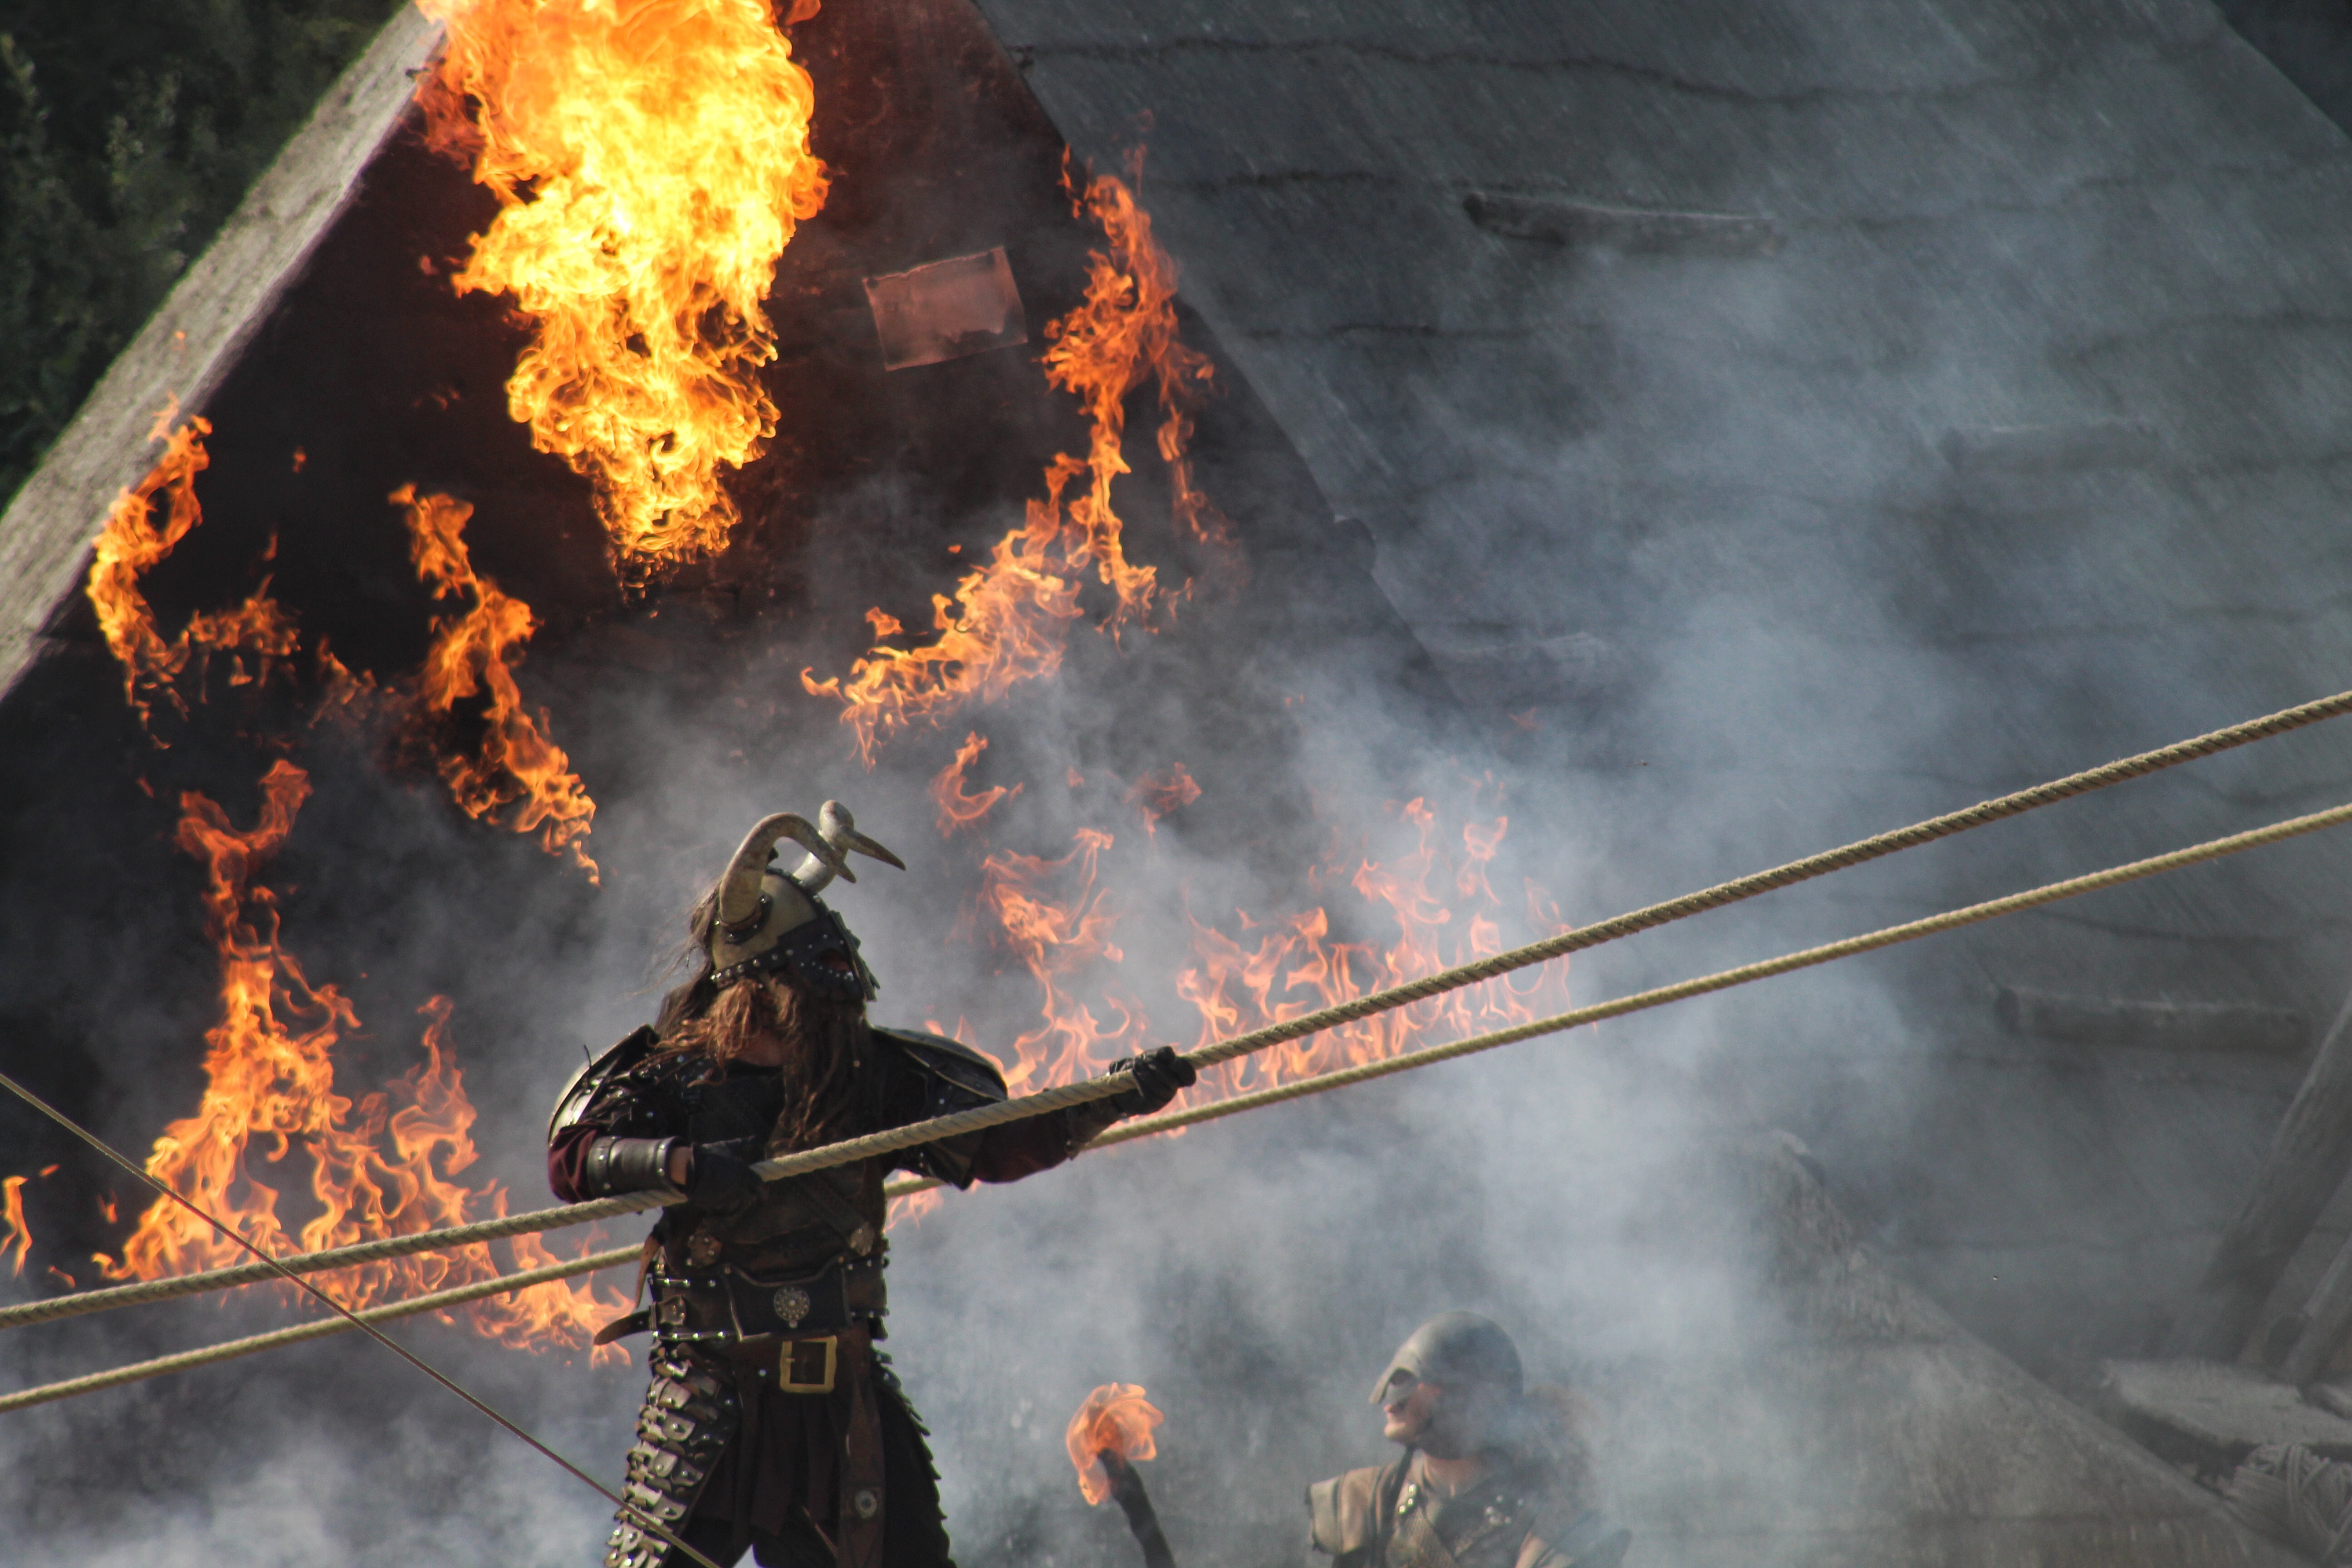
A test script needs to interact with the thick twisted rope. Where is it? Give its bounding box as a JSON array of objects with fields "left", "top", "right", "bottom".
[
  {"left": 0, "top": 1070, "right": 726, "bottom": 1568},
  {"left": 6, "top": 686, "right": 2349, "bottom": 1334},
  {"left": 12, "top": 793, "right": 2352, "bottom": 1413},
  {"left": 0, "top": 1243, "right": 642, "bottom": 1414}
]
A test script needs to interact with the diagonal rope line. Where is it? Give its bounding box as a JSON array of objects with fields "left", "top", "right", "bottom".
[
  {"left": 7, "top": 684, "right": 2351, "bottom": 1332},
  {"left": 0, "top": 1244, "right": 642, "bottom": 1414},
  {"left": 0, "top": 1070, "right": 725, "bottom": 1568},
  {"left": 12, "top": 793, "right": 2352, "bottom": 1412}
]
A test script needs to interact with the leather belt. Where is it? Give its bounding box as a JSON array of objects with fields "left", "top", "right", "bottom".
[
  {"left": 724, "top": 1332, "right": 844, "bottom": 1393},
  {"left": 635, "top": 1254, "right": 885, "bottom": 1346}
]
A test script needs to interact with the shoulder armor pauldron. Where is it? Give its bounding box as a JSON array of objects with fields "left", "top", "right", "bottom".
[
  {"left": 874, "top": 1027, "right": 1009, "bottom": 1112},
  {"left": 548, "top": 1024, "right": 660, "bottom": 1142}
]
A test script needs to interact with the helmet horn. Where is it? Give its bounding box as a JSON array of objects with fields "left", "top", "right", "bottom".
[
  {"left": 716, "top": 813, "right": 843, "bottom": 927},
  {"left": 790, "top": 800, "right": 906, "bottom": 896}
]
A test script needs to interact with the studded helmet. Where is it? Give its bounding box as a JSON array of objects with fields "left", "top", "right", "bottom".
[{"left": 703, "top": 803, "right": 905, "bottom": 1003}]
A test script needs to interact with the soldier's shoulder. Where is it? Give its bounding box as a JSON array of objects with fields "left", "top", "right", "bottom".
[
  {"left": 549, "top": 1025, "right": 662, "bottom": 1138},
  {"left": 1306, "top": 1464, "right": 1393, "bottom": 1558},
  {"left": 872, "top": 1027, "right": 1009, "bottom": 1103}
]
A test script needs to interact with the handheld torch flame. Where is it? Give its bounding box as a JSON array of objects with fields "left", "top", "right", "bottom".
[{"left": 1067, "top": 1382, "right": 1164, "bottom": 1506}]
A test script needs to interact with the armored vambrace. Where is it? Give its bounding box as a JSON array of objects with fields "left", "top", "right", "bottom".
[{"left": 584, "top": 1136, "right": 683, "bottom": 1198}]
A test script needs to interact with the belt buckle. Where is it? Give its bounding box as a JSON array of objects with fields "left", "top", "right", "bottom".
[{"left": 779, "top": 1335, "right": 837, "bottom": 1395}]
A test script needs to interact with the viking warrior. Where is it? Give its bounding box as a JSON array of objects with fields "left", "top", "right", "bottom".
[
  {"left": 1307, "top": 1313, "right": 1630, "bottom": 1568},
  {"left": 548, "top": 805, "right": 1194, "bottom": 1568}
]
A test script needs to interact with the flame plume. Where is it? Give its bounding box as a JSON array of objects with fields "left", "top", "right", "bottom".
[
  {"left": 1123, "top": 762, "right": 1200, "bottom": 838},
  {"left": 395, "top": 485, "right": 599, "bottom": 879},
  {"left": 0, "top": 1176, "right": 29, "bottom": 1279},
  {"left": 972, "top": 829, "right": 1151, "bottom": 1093},
  {"left": 86, "top": 416, "right": 300, "bottom": 728},
  {"left": 1180, "top": 802, "right": 1572, "bottom": 1094},
  {"left": 103, "top": 764, "right": 626, "bottom": 1355},
  {"left": 1066, "top": 1382, "right": 1164, "bottom": 1506},
  {"left": 930, "top": 731, "right": 1021, "bottom": 837},
  {"left": 807, "top": 162, "right": 1216, "bottom": 762},
  {"left": 416, "top": 0, "right": 828, "bottom": 579}
]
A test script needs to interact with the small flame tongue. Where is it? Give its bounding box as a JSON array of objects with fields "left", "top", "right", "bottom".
[{"left": 1066, "top": 1382, "right": 1164, "bottom": 1506}]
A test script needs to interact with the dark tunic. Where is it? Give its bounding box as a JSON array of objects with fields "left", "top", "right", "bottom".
[{"left": 551, "top": 1026, "right": 1083, "bottom": 1568}]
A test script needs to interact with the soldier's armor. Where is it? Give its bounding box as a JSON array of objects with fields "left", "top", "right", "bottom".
[
  {"left": 1308, "top": 1456, "right": 1631, "bottom": 1568},
  {"left": 571, "top": 1026, "right": 1016, "bottom": 1568}
]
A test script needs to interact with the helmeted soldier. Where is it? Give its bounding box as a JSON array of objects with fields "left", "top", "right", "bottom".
[
  {"left": 1307, "top": 1313, "right": 1630, "bottom": 1568},
  {"left": 548, "top": 804, "right": 1194, "bottom": 1568}
]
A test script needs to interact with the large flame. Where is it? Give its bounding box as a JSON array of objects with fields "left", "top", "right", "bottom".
[
  {"left": 394, "top": 485, "right": 598, "bottom": 878},
  {"left": 415, "top": 0, "right": 828, "bottom": 580},
  {"left": 806, "top": 162, "right": 1214, "bottom": 762},
  {"left": 1066, "top": 1382, "right": 1164, "bottom": 1506},
  {"left": 103, "top": 763, "right": 626, "bottom": 1356},
  {"left": 86, "top": 414, "right": 300, "bottom": 728}
]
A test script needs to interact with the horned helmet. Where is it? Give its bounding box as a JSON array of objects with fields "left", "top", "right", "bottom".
[{"left": 702, "top": 803, "right": 906, "bottom": 1002}]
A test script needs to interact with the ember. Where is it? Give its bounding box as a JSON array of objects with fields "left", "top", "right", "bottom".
[
  {"left": 416, "top": 0, "right": 828, "bottom": 579},
  {"left": 1066, "top": 1382, "right": 1164, "bottom": 1506}
]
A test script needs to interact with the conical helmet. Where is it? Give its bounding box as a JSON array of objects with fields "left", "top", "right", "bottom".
[{"left": 703, "top": 802, "right": 905, "bottom": 1002}]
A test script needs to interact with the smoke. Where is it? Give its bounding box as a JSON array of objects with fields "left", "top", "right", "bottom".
[{"left": 12, "top": 0, "right": 2352, "bottom": 1563}]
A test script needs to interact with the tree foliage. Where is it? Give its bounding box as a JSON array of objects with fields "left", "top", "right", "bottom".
[{"left": 0, "top": 0, "right": 401, "bottom": 509}]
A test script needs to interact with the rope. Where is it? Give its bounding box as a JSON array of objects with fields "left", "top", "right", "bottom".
[
  {"left": 14, "top": 793, "right": 2352, "bottom": 1414},
  {"left": 0, "top": 1071, "right": 725, "bottom": 1568},
  {"left": 0, "top": 1245, "right": 639, "bottom": 1414},
  {"left": 8, "top": 685, "right": 2350, "bottom": 1332}
]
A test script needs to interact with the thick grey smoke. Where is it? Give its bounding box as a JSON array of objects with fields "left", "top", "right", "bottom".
[{"left": 13, "top": 0, "right": 2352, "bottom": 1563}]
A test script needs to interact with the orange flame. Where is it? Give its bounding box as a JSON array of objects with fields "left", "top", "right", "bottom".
[
  {"left": 971, "top": 829, "right": 1150, "bottom": 1094},
  {"left": 416, "top": 0, "right": 828, "bottom": 580},
  {"left": 807, "top": 161, "right": 1215, "bottom": 762},
  {"left": 86, "top": 416, "right": 300, "bottom": 728},
  {"left": 1123, "top": 762, "right": 1200, "bottom": 838},
  {"left": 935, "top": 793, "right": 1568, "bottom": 1161},
  {"left": 394, "top": 485, "right": 598, "bottom": 879},
  {"left": 1066, "top": 1382, "right": 1163, "bottom": 1506},
  {"left": 930, "top": 731, "right": 1022, "bottom": 837},
  {"left": 103, "top": 764, "right": 627, "bottom": 1356},
  {"left": 0, "top": 1176, "right": 29, "bottom": 1279},
  {"left": 1179, "top": 803, "right": 1571, "bottom": 1095}
]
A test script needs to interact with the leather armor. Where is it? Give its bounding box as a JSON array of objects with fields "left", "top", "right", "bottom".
[
  {"left": 608, "top": 1345, "right": 741, "bottom": 1568},
  {"left": 1307, "top": 1456, "right": 1631, "bottom": 1568},
  {"left": 572, "top": 1027, "right": 1018, "bottom": 1568}
]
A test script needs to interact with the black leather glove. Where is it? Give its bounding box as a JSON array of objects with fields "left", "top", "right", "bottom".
[
  {"left": 1106, "top": 1046, "right": 1196, "bottom": 1117},
  {"left": 683, "top": 1137, "right": 765, "bottom": 1210}
]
